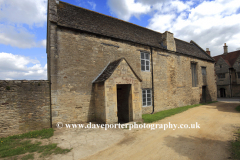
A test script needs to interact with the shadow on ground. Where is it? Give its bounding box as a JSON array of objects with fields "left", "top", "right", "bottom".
[
  {"left": 164, "top": 135, "right": 230, "bottom": 160},
  {"left": 202, "top": 102, "right": 240, "bottom": 113}
]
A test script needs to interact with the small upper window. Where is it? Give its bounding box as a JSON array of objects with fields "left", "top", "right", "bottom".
[
  {"left": 218, "top": 73, "right": 225, "bottom": 78},
  {"left": 141, "top": 52, "right": 150, "bottom": 71},
  {"left": 201, "top": 67, "right": 206, "bottom": 75}
]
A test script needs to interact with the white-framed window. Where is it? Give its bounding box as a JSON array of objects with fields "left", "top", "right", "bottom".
[
  {"left": 142, "top": 89, "right": 152, "bottom": 107},
  {"left": 141, "top": 52, "right": 150, "bottom": 71}
]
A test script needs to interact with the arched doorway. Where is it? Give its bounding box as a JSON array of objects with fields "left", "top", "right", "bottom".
[{"left": 220, "top": 88, "right": 226, "bottom": 97}]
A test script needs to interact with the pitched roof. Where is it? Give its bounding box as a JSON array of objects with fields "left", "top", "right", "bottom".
[
  {"left": 51, "top": 1, "right": 214, "bottom": 62},
  {"left": 92, "top": 58, "right": 142, "bottom": 83},
  {"left": 213, "top": 50, "right": 240, "bottom": 67}
]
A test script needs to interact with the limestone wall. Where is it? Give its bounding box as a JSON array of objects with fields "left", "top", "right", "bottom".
[
  {"left": 94, "top": 82, "right": 105, "bottom": 123},
  {"left": 104, "top": 60, "right": 142, "bottom": 123},
  {"left": 152, "top": 49, "right": 217, "bottom": 113},
  {"left": 50, "top": 27, "right": 151, "bottom": 125},
  {"left": 49, "top": 26, "right": 216, "bottom": 124},
  {"left": 0, "top": 80, "right": 50, "bottom": 137}
]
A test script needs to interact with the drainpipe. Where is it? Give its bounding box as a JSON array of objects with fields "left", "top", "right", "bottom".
[
  {"left": 151, "top": 47, "right": 155, "bottom": 114},
  {"left": 229, "top": 69, "right": 232, "bottom": 97}
]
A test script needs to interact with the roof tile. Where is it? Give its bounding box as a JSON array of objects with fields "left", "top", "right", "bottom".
[{"left": 53, "top": 1, "right": 214, "bottom": 62}]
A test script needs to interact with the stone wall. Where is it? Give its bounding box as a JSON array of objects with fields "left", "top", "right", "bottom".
[
  {"left": 50, "top": 26, "right": 152, "bottom": 125},
  {"left": 0, "top": 80, "right": 50, "bottom": 137},
  {"left": 104, "top": 59, "right": 142, "bottom": 123},
  {"left": 215, "top": 58, "right": 230, "bottom": 85},
  {"left": 152, "top": 48, "right": 217, "bottom": 112},
  {"left": 94, "top": 82, "right": 105, "bottom": 123},
  {"left": 48, "top": 25, "right": 216, "bottom": 124},
  {"left": 232, "top": 85, "right": 240, "bottom": 97}
]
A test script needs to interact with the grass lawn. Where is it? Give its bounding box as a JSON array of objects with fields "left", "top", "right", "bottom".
[
  {"left": 0, "top": 128, "right": 72, "bottom": 159},
  {"left": 142, "top": 101, "right": 217, "bottom": 123},
  {"left": 231, "top": 128, "right": 240, "bottom": 159},
  {"left": 236, "top": 105, "right": 240, "bottom": 112},
  {"left": 231, "top": 106, "right": 240, "bottom": 159}
]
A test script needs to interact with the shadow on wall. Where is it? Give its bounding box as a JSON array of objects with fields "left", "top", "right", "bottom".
[
  {"left": 200, "top": 86, "right": 213, "bottom": 104},
  {"left": 87, "top": 85, "right": 96, "bottom": 122},
  {"left": 164, "top": 135, "right": 229, "bottom": 160}
]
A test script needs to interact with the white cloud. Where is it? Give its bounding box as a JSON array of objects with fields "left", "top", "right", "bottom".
[
  {"left": 108, "top": 0, "right": 240, "bottom": 56},
  {"left": 0, "top": 0, "right": 47, "bottom": 48},
  {"left": 0, "top": 52, "right": 47, "bottom": 80},
  {"left": 88, "top": 1, "right": 96, "bottom": 10},
  {"left": 40, "top": 39, "right": 47, "bottom": 48},
  {"left": 107, "top": 0, "right": 151, "bottom": 21},
  {"left": 0, "top": 25, "right": 46, "bottom": 48},
  {"left": 0, "top": 0, "right": 47, "bottom": 27}
]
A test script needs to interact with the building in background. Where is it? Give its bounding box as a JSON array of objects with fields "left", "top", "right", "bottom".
[{"left": 213, "top": 43, "right": 240, "bottom": 98}]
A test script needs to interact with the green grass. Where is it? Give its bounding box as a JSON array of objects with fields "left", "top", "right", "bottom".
[
  {"left": 231, "top": 129, "right": 240, "bottom": 159},
  {"left": 236, "top": 105, "right": 240, "bottom": 112},
  {"left": 142, "top": 101, "right": 218, "bottom": 123},
  {"left": 0, "top": 128, "right": 72, "bottom": 159},
  {"left": 21, "top": 154, "right": 34, "bottom": 160}
]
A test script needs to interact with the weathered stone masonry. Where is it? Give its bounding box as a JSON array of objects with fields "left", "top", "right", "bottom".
[
  {"left": 0, "top": 81, "right": 50, "bottom": 137},
  {"left": 213, "top": 45, "right": 240, "bottom": 98},
  {"left": 0, "top": 0, "right": 218, "bottom": 137},
  {"left": 46, "top": 0, "right": 217, "bottom": 126}
]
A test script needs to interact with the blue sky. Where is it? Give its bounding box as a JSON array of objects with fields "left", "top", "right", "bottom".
[{"left": 0, "top": 0, "right": 240, "bottom": 80}]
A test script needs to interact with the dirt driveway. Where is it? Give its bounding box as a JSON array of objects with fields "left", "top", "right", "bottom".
[
  {"left": 43, "top": 102, "right": 240, "bottom": 160},
  {"left": 80, "top": 102, "right": 240, "bottom": 160}
]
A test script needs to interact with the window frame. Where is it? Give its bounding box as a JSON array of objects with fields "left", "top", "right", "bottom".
[
  {"left": 218, "top": 73, "right": 225, "bottom": 79},
  {"left": 142, "top": 89, "right": 152, "bottom": 107},
  {"left": 201, "top": 67, "right": 206, "bottom": 75},
  {"left": 141, "top": 52, "right": 150, "bottom": 72}
]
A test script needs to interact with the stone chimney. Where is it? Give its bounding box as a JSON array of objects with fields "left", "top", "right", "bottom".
[
  {"left": 206, "top": 48, "right": 210, "bottom": 56},
  {"left": 223, "top": 43, "right": 228, "bottom": 54},
  {"left": 162, "top": 31, "right": 176, "bottom": 52}
]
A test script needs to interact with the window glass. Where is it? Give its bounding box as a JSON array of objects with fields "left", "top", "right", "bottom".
[
  {"left": 141, "top": 52, "right": 150, "bottom": 71},
  {"left": 191, "top": 63, "right": 197, "bottom": 87},
  {"left": 145, "top": 54, "right": 149, "bottom": 60},
  {"left": 201, "top": 67, "right": 206, "bottom": 75},
  {"left": 142, "top": 89, "right": 152, "bottom": 107},
  {"left": 218, "top": 73, "right": 225, "bottom": 78}
]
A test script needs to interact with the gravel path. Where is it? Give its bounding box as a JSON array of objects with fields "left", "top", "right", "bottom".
[{"left": 80, "top": 102, "right": 240, "bottom": 160}]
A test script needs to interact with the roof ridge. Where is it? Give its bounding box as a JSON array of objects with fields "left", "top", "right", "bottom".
[
  {"left": 213, "top": 49, "right": 240, "bottom": 58},
  {"left": 190, "top": 40, "right": 215, "bottom": 61},
  {"left": 92, "top": 58, "right": 142, "bottom": 83},
  {"left": 59, "top": 1, "right": 163, "bottom": 35},
  {"left": 174, "top": 38, "right": 191, "bottom": 44}
]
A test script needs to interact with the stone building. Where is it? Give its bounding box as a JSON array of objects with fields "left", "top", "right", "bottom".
[
  {"left": 47, "top": 0, "right": 217, "bottom": 125},
  {"left": 213, "top": 43, "right": 240, "bottom": 97}
]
